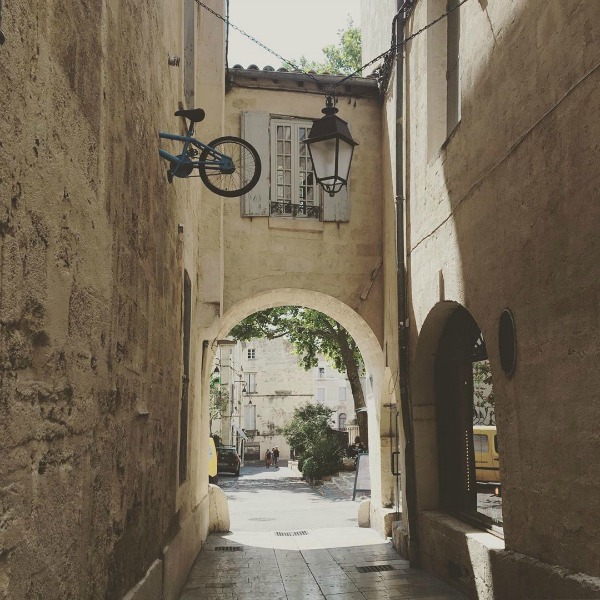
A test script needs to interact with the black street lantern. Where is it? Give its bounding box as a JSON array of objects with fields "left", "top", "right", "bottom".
[{"left": 303, "top": 96, "right": 358, "bottom": 197}]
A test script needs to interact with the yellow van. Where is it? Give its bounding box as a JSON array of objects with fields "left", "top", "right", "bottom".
[
  {"left": 472, "top": 425, "right": 500, "bottom": 483},
  {"left": 208, "top": 437, "right": 218, "bottom": 484}
]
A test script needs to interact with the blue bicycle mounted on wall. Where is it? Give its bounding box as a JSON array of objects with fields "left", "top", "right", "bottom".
[{"left": 158, "top": 108, "right": 261, "bottom": 198}]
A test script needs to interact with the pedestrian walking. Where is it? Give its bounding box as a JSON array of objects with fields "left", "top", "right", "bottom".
[
  {"left": 265, "top": 448, "right": 272, "bottom": 468},
  {"left": 272, "top": 447, "right": 279, "bottom": 467}
]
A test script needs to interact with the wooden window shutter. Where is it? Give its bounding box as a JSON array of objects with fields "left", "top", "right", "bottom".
[
  {"left": 241, "top": 111, "right": 270, "bottom": 216},
  {"left": 322, "top": 185, "right": 349, "bottom": 222}
]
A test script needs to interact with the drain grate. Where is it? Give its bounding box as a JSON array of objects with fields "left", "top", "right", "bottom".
[
  {"left": 356, "top": 564, "right": 395, "bottom": 573},
  {"left": 275, "top": 530, "right": 308, "bottom": 537},
  {"left": 214, "top": 546, "right": 244, "bottom": 552}
]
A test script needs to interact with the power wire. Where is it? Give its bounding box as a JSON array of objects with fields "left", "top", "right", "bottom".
[
  {"left": 194, "top": 0, "right": 470, "bottom": 94},
  {"left": 334, "top": 0, "right": 469, "bottom": 91}
]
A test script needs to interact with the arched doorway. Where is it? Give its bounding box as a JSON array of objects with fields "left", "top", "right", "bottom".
[
  {"left": 205, "top": 288, "right": 394, "bottom": 524},
  {"left": 434, "top": 305, "right": 502, "bottom": 527}
]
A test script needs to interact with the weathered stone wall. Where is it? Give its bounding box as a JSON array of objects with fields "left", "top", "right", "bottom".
[
  {"left": 363, "top": 0, "right": 600, "bottom": 595},
  {"left": 0, "top": 1, "right": 224, "bottom": 597}
]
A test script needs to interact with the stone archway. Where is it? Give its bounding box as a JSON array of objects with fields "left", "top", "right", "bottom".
[
  {"left": 411, "top": 301, "right": 502, "bottom": 529},
  {"left": 207, "top": 288, "right": 392, "bottom": 526}
]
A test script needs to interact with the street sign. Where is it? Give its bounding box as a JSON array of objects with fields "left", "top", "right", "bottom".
[{"left": 353, "top": 453, "right": 371, "bottom": 500}]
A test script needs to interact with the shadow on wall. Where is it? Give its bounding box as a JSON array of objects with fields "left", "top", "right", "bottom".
[{"left": 406, "top": 0, "right": 600, "bottom": 595}]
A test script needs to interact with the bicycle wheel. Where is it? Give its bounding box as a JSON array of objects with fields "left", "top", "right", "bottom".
[{"left": 199, "top": 136, "right": 261, "bottom": 198}]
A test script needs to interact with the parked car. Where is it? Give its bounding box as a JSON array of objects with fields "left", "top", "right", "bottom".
[
  {"left": 473, "top": 425, "right": 500, "bottom": 484},
  {"left": 217, "top": 446, "right": 241, "bottom": 476}
]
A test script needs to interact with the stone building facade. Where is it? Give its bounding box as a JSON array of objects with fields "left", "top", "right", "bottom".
[
  {"left": 218, "top": 337, "right": 357, "bottom": 461},
  {"left": 0, "top": 1, "right": 227, "bottom": 598},
  {"left": 362, "top": 0, "right": 600, "bottom": 598},
  {"left": 1, "top": 1, "right": 390, "bottom": 597},
  {"left": 216, "top": 66, "right": 395, "bottom": 527}
]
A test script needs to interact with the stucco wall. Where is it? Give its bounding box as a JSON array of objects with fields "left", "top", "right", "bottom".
[
  {"left": 0, "top": 1, "right": 225, "bottom": 597},
  {"left": 219, "top": 78, "right": 400, "bottom": 514},
  {"left": 364, "top": 0, "right": 600, "bottom": 595},
  {"left": 222, "top": 81, "right": 384, "bottom": 346}
]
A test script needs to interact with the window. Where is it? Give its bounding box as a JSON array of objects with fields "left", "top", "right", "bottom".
[
  {"left": 446, "top": 0, "right": 461, "bottom": 135},
  {"left": 240, "top": 112, "right": 349, "bottom": 222},
  {"left": 179, "top": 271, "right": 192, "bottom": 485},
  {"left": 245, "top": 372, "right": 257, "bottom": 394},
  {"left": 318, "top": 367, "right": 325, "bottom": 379},
  {"left": 338, "top": 413, "right": 347, "bottom": 430},
  {"left": 247, "top": 348, "right": 256, "bottom": 360},
  {"left": 270, "top": 119, "right": 321, "bottom": 219},
  {"left": 473, "top": 434, "right": 489, "bottom": 453},
  {"left": 244, "top": 404, "right": 256, "bottom": 430},
  {"left": 427, "top": 0, "right": 462, "bottom": 154},
  {"left": 338, "top": 387, "right": 347, "bottom": 402},
  {"left": 316, "top": 387, "right": 326, "bottom": 402}
]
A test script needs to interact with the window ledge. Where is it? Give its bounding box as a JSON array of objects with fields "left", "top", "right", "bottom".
[
  {"left": 268, "top": 217, "right": 324, "bottom": 233},
  {"left": 421, "top": 511, "right": 505, "bottom": 544},
  {"left": 441, "top": 119, "right": 462, "bottom": 151}
]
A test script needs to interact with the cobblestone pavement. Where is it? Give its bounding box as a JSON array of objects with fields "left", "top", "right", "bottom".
[{"left": 179, "top": 464, "right": 465, "bottom": 600}]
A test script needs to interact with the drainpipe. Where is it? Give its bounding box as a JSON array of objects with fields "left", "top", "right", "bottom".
[
  {"left": 394, "top": 0, "right": 419, "bottom": 567},
  {"left": 0, "top": 0, "right": 5, "bottom": 45}
]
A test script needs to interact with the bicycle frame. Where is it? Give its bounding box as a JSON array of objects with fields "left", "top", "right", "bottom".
[{"left": 158, "top": 126, "right": 234, "bottom": 179}]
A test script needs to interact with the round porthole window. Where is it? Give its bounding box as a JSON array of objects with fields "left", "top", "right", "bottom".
[{"left": 498, "top": 309, "right": 516, "bottom": 376}]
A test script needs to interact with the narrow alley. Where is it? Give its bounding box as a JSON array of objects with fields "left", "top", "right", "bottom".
[
  {"left": 179, "top": 466, "right": 464, "bottom": 600},
  {"left": 3, "top": 1, "right": 600, "bottom": 598}
]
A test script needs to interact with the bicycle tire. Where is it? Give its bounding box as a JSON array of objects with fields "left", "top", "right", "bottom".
[{"left": 199, "top": 136, "right": 261, "bottom": 198}]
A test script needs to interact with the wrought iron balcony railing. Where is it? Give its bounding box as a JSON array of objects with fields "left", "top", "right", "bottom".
[{"left": 270, "top": 201, "right": 321, "bottom": 219}]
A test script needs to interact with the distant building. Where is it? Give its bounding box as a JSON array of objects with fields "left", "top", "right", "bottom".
[{"left": 212, "top": 337, "right": 357, "bottom": 461}]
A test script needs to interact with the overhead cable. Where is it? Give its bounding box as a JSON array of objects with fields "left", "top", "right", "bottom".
[{"left": 194, "top": 0, "right": 471, "bottom": 93}]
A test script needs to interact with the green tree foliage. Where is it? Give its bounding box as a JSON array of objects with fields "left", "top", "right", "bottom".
[
  {"left": 229, "top": 307, "right": 368, "bottom": 446},
  {"left": 209, "top": 374, "right": 229, "bottom": 433},
  {"left": 473, "top": 360, "right": 494, "bottom": 407},
  {"left": 282, "top": 403, "right": 344, "bottom": 479},
  {"left": 282, "top": 402, "right": 333, "bottom": 456},
  {"left": 305, "top": 434, "right": 345, "bottom": 478},
  {"left": 473, "top": 359, "right": 495, "bottom": 425},
  {"left": 284, "top": 18, "right": 362, "bottom": 76}
]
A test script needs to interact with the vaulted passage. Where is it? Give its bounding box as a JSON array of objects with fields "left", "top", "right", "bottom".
[{"left": 208, "top": 291, "right": 394, "bottom": 521}]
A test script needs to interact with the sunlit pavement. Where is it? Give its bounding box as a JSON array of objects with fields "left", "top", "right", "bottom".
[
  {"left": 179, "top": 463, "right": 465, "bottom": 599},
  {"left": 216, "top": 464, "right": 363, "bottom": 532}
]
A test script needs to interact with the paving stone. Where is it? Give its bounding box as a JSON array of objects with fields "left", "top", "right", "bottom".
[{"left": 177, "top": 466, "right": 464, "bottom": 600}]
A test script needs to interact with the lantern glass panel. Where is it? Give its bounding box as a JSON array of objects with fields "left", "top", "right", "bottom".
[
  {"left": 337, "top": 139, "right": 354, "bottom": 182},
  {"left": 309, "top": 138, "right": 338, "bottom": 182}
]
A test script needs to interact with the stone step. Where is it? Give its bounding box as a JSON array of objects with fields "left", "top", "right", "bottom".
[{"left": 331, "top": 472, "right": 356, "bottom": 491}]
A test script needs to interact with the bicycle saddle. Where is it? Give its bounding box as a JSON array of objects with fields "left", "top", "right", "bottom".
[{"left": 174, "top": 108, "right": 205, "bottom": 123}]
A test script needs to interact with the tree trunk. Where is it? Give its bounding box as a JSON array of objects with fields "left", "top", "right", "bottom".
[{"left": 337, "top": 330, "right": 368, "bottom": 448}]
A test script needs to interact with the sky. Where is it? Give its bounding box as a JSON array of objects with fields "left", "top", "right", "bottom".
[{"left": 226, "top": 0, "right": 361, "bottom": 69}]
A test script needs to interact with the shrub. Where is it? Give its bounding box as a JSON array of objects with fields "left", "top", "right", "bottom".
[
  {"left": 307, "top": 434, "right": 344, "bottom": 478},
  {"left": 301, "top": 457, "right": 318, "bottom": 480}
]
